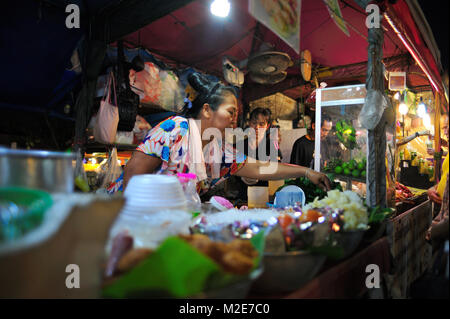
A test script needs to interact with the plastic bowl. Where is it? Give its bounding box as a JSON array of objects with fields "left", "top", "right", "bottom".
[
  {"left": 0, "top": 187, "right": 53, "bottom": 242},
  {"left": 123, "top": 174, "right": 187, "bottom": 213}
]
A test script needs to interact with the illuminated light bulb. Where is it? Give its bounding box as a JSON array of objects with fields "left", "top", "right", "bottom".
[
  {"left": 394, "top": 92, "right": 400, "bottom": 100},
  {"left": 417, "top": 97, "right": 427, "bottom": 118},
  {"left": 399, "top": 102, "right": 408, "bottom": 115},
  {"left": 210, "top": 0, "right": 230, "bottom": 18},
  {"left": 417, "top": 103, "right": 427, "bottom": 118},
  {"left": 90, "top": 158, "right": 97, "bottom": 165},
  {"left": 423, "top": 113, "right": 431, "bottom": 129}
]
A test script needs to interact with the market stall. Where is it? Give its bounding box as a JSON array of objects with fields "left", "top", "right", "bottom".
[{"left": 1, "top": 0, "right": 448, "bottom": 300}]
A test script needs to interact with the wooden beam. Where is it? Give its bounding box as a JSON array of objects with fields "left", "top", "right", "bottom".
[{"left": 366, "top": 18, "right": 387, "bottom": 208}]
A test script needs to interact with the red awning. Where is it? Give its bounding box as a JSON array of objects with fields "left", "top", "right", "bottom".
[{"left": 384, "top": 0, "right": 444, "bottom": 95}]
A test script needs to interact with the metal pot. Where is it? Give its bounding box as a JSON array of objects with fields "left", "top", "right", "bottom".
[{"left": 0, "top": 147, "right": 75, "bottom": 193}]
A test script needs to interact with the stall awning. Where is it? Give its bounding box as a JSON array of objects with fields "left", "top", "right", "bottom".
[{"left": 384, "top": 0, "right": 445, "bottom": 97}]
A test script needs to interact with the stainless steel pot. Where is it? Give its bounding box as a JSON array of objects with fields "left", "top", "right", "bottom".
[{"left": 0, "top": 147, "right": 75, "bottom": 193}]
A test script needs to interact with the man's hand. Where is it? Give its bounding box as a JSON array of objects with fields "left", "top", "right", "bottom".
[
  {"left": 418, "top": 130, "right": 431, "bottom": 136},
  {"left": 427, "top": 185, "right": 442, "bottom": 204},
  {"left": 306, "top": 169, "right": 331, "bottom": 191}
]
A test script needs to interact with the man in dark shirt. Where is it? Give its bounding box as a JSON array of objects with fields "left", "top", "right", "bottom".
[
  {"left": 225, "top": 108, "right": 282, "bottom": 201},
  {"left": 290, "top": 115, "right": 332, "bottom": 168}
]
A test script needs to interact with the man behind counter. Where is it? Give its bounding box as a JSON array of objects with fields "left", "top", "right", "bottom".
[
  {"left": 290, "top": 114, "right": 333, "bottom": 168},
  {"left": 223, "top": 107, "right": 282, "bottom": 201}
]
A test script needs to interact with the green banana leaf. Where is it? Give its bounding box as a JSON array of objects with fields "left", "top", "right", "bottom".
[{"left": 102, "top": 231, "right": 265, "bottom": 298}]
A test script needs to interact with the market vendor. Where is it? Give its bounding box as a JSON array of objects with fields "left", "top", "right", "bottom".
[
  {"left": 222, "top": 107, "right": 283, "bottom": 201},
  {"left": 107, "top": 73, "right": 331, "bottom": 195},
  {"left": 240, "top": 107, "right": 282, "bottom": 185},
  {"left": 290, "top": 114, "right": 333, "bottom": 168},
  {"left": 426, "top": 114, "right": 449, "bottom": 205}
]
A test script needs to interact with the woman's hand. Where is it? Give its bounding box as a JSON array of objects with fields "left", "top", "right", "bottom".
[
  {"left": 305, "top": 169, "right": 332, "bottom": 191},
  {"left": 427, "top": 185, "right": 442, "bottom": 204}
]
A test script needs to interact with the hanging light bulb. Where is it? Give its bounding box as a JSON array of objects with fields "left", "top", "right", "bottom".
[
  {"left": 394, "top": 92, "right": 400, "bottom": 100},
  {"left": 417, "top": 97, "right": 427, "bottom": 118},
  {"left": 399, "top": 102, "right": 408, "bottom": 115},
  {"left": 422, "top": 113, "right": 431, "bottom": 129},
  {"left": 210, "top": 0, "right": 230, "bottom": 18}
]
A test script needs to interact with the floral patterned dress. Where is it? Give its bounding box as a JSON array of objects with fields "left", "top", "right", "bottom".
[{"left": 107, "top": 116, "right": 246, "bottom": 195}]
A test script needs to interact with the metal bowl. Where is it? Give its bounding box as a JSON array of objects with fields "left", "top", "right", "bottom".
[
  {"left": 193, "top": 267, "right": 263, "bottom": 299},
  {"left": 0, "top": 147, "right": 75, "bottom": 193},
  {"left": 252, "top": 251, "right": 326, "bottom": 294},
  {"left": 333, "top": 229, "right": 366, "bottom": 259}
]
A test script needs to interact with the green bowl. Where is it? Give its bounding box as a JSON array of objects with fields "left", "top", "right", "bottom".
[{"left": 0, "top": 187, "right": 53, "bottom": 242}]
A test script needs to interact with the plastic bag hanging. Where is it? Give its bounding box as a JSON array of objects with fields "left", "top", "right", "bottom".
[
  {"left": 98, "top": 147, "right": 123, "bottom": 190},
  {"left": 74, "top": 150, "right": 90, "bottom": 192},
  {"left": 358, "top": 89, "right": 389, "bottom": 130}
]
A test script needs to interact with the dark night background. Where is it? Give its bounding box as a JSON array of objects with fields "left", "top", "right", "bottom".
[{"left": 418, "top": 0, "right": 449, "bottom": 73}]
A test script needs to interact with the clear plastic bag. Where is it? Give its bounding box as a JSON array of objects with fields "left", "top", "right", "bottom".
[
  {"left": 74, "top": 150, "right": 90, "bottom": 192},
  {"left": 97, "top": 148, "right": 123, "bottom": 190},
  {"left": 157, "top": 70, "right": 185, "bottom": 112},
  {"left": 177, "top": 173, "right": 201, "bottom": 213},
  {"left": 359, "top": 89, "right": 389, "bottom": 130}
]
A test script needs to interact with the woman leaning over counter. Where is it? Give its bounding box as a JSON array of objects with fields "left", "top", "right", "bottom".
[{"left": 107, "top": 73, "right": 331, "bottom": 195}]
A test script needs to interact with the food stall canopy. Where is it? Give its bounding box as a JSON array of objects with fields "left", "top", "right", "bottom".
[
  {"left": 0, "top": 0, "right": 446, "bottom": 117},
  {"left": 384, "top": 0, "right": 446, "bottom": 99},
  {"left": 121, "top": 0, "right": 445, "bottom": 103}
]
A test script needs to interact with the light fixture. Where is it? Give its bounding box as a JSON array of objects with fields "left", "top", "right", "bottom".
[
  {"left": 423, "top": 113, "right": 431, "bottom": 129},
  {"left": 399, "top": 102, "right": 408, "bottom": 115},
  {"left": 394, "top": 92, "right": 400, "bottom": 100},
  {"left": 417, "top": 97, "right": 427, "bottom": 118},
  {"left": 210, "top": 0, "right": 230, "bottom": 18}
]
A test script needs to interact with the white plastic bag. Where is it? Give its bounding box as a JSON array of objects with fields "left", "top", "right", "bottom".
[
  {"left": 94, "top": 72, "right": 119, "bottom": 144},
  {"left": 359, "top": 89, "right": 389, "bottom": 130},
  {"left": 114, "top": 131, "right": 134, "bottom": 144},
  {"left": 129, "top": 62, "right": 161, "bottom": 105}
]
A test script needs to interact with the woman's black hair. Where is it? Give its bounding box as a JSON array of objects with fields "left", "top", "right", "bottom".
[
  {"left": 181, "top": 73, "right": 238, "bottom": 118},
  {"left": 249, "top": 107, "right": 272, "bottom": 124}
]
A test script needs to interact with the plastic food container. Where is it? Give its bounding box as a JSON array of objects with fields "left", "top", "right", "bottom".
[
  {"left": 247, "top": 186, "right": 269, "bottom": 208},
  {"left": 0, "top": 187, "right": 53, "bottom": 242}
]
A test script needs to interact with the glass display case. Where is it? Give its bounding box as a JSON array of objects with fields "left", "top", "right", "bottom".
[{"left": 314, "top": 84, "right": 368, "bottom": 195}]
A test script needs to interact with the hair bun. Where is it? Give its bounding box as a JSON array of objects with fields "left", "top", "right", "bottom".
[{"left": 188, "top": 73, "right": 211, "bottom": 95}]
